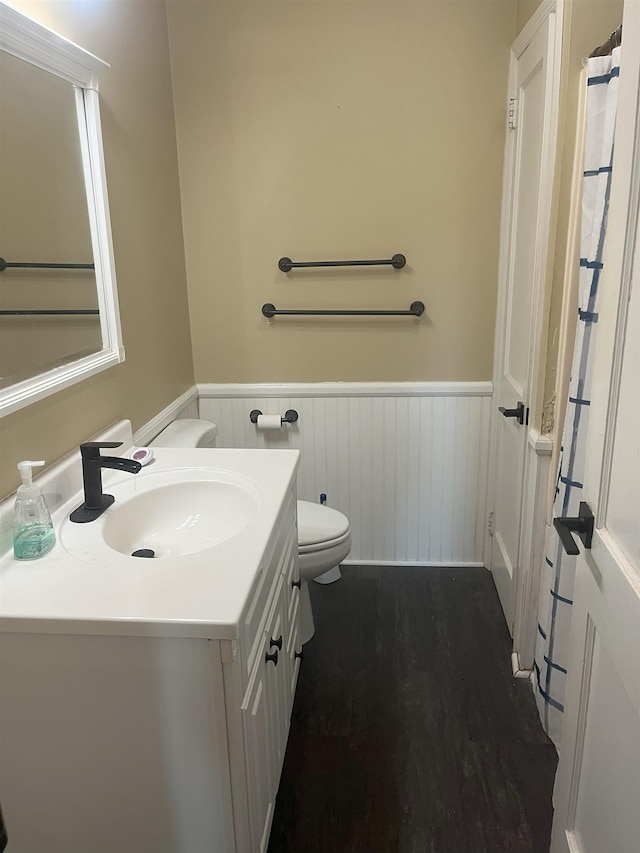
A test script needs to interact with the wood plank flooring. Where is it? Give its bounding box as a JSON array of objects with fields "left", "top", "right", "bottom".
[{"left": 268, "top": 566, "right": 557, "bottom": 853}]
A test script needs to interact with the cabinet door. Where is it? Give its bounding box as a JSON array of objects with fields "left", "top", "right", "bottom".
[
  {"left": 285, "top": 590, "right": 302, "bottom": 706},
  {"left": 281, "top": 526, "right": 301, "bottom": 710},
  {"left": 241, "top": 575, "right": 290, "bottom": 853},
  {"left": 241, "top": 632, "right": 276, "bottom": 853},
  {"left": 264, "top": 576, "right": 291, "bottom": 783}
]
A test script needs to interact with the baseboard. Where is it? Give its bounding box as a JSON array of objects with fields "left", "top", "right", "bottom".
[
  {"left": 528, "top": 428, "right": 553, "bottom": 455},
  {"left": 133, "top": 385, "right": 199, "bottom": 447},
  {"left": 511, "top": 651, "right": 533, "bottom": 679},
  {"left": 342, "top": 560, "right": 487, "bottom": 568}
]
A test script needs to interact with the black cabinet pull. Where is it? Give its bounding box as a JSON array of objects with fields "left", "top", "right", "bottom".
[
  {"left": 265, "top": 648, "right": 279, "bottom": 666},
  {"left": 291, "top": 579, "right": 301, "bottom": 590},
  {"left": 498, "top": 402, "right": 527, "bottom": 425},
  {"left": 553, "top": 502, "right": 594, "bottom": 555},
  {"left": 294, "top": 649, "right": 304, "bottom": 661},
  {"left": 270, "top": 635, "right": 283, "bottom": 651}
]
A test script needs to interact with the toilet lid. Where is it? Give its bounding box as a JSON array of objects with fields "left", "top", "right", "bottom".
[{"left": 297, "top": 500, "right": 350, "bottom": 547}]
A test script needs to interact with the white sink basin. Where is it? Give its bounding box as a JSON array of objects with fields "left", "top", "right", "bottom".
[{"left": 61, "top": 467, "right": 262, "bottom": 560}]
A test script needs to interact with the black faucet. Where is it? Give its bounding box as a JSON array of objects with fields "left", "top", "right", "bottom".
[{"left": 70, "top": 441, "right": 142, "bottom": 523}]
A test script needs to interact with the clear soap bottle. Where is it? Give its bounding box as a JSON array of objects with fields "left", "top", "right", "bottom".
[{"left": 13, "top": 460, "right": 56, "bottom": 560}]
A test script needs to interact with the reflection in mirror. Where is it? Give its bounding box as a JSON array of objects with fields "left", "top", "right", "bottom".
[
  {"left": 0, "top": 2, "right": 124, "bottom": 417},
  {"left": 0, "top": 50, "right": 102, "bottom": 388}
]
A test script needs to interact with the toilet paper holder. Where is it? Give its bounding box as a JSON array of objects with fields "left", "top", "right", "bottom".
[{"left": 250, "top": 409, "right": 299, "bottom": 425}]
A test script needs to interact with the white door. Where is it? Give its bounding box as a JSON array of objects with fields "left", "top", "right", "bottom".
[
  {"left": 551, "top": 10, "right": 640, "bottom": 850},
  {"left": 490, "top": 9, "right": 559, "bottom": 630}
]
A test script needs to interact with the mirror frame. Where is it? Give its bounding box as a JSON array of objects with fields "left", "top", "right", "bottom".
[{"left": 0, "top": 2, "right": 124, "bottom": 417}]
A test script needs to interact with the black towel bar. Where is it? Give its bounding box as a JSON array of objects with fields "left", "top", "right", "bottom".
[
  {"left": 262, "top": 301, "right": 424, "bottom": 318},
  {"left": 278, "top": 254, "right": 406, "bottom": 272}
]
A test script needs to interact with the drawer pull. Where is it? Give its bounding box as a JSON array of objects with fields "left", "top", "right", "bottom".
[
  {"left": 270, "top": 635, "right": 283, "bottom": 651},
  {"left": 265, "top": 649, "right": 279, "bottom": 666},
  {"left": 294, "top": 649, "right": 304, "bottom": 661},
  {"left": 291, "top": 579, "right": 301, "bottom": 590}
]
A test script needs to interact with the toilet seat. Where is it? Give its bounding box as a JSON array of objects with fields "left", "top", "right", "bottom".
[
  {"left": 297, "top": 535, "right": 352, "bottom": 582},
  {"left": 298, "top": 529, "right": 351, "bottom": 555},
  {"left": 296, "top": 500, "right": 350, "bottom": 551}
]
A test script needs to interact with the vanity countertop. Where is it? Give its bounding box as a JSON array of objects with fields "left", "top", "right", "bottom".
[{"left": 0, "top": 447, "right": 299, "bottom": 641}]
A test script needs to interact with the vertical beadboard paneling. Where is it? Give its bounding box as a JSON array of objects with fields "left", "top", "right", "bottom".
[{"left": 198, "top": 384, "right": 491, "bottom": 565}]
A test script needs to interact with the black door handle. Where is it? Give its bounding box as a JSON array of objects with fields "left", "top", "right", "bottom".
[
  {"left": 553, "top": 502, "right": 594, "bottom": 555},
  {"left": 498, "top": 402, "right": 527, "bottom": 425}
]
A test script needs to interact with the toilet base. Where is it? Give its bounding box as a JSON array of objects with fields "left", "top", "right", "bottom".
[{"left": 313, "top": 565, "right": 342, "bottom": 585}]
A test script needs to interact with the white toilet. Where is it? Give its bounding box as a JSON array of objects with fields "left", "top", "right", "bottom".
[{"left": 149, "top": 419, "right": 351, "bottom": 643}]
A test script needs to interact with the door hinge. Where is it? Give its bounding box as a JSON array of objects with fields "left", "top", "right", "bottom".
[
  {"left": 508, "top": 97, "right": 518, "bottom": 130},
  {"left": 488, "top": 511, "right": 495, "bottom": 536}
]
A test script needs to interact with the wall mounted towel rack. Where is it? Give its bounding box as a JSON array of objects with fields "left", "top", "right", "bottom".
[
  {"left": 0, "top": 309, "right": 99, "bottom": 316},
  {"left": 278, "top": 253, "right": 406, "bottom": 272},
  {"left": 262, "top": 301, "right": 424, "bottom": 318},
  {"left": 0, "top": 257, "right": 95, "bottom": 272}
]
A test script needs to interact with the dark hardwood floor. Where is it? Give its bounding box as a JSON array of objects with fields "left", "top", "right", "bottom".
[{"left": 268, "top": 566, "right": 557, "bottom": 853}]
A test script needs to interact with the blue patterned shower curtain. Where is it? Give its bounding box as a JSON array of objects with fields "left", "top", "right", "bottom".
[{"left": 533, "top": 46, "right": 621, "bottom": 749}]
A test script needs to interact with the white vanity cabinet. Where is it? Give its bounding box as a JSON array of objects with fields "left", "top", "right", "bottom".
[
  {"left": 224, "top": 493, "right": 302, "bottom": 853},
  {"left": 0, "top": 484, "right": 301, "bottom": 853}
]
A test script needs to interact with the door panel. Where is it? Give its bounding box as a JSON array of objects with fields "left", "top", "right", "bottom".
[
  {"left": 551, "top": 11, "right": 640, "bottom": 849},
  {"left": 491, "top": 13, "right": 556, "bottom": 629},
  {"left": 570, "top": 623, "right": 640, "bottom": 853},
  {"left": 605, "top": 279, "right": 639, "bottom": 569},
  {"left": 504, "top": 50, "right": 546, "bottom": 394}
]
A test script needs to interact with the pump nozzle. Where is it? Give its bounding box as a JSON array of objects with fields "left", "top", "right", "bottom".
[{"left": 17, "top": 460, "right": 45, "bottom": 492}]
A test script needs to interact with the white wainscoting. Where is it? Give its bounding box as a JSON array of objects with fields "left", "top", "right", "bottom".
[{"left": 198, "top": 383, "right": 492, "bottom": 566}]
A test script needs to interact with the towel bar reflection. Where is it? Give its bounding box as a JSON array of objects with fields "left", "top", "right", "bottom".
[
  {"left": 262, "top": 301, "right": 424, "bottom": 318},
  {"left": 278, "top": 254, "right": 406, "bottom": 272},
  {"left": 0, "top": 309, "right": 99, "bottom": 316},
  {"left": 0, "top": 258, "right": 94, "bottom": 272}
]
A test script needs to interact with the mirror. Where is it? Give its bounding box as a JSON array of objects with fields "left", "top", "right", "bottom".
[{"left": 0, "top": 2, "right": 123, "bottom": 417}]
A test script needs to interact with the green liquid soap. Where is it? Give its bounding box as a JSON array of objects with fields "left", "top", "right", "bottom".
[{"left": 13, "top": 523, "right": 56, "bottom": 560}]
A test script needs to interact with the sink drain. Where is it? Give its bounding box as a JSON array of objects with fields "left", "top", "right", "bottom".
[{"left": 131, "top": 548, "right": 155, "bottom": 558}]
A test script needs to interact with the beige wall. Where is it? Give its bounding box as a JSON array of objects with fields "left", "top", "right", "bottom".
[
  {"left": 167, "top": 0, "right": 517, "bottom": 383},
  {"left": 0, "top": 0, "right": 194, "bottom": 497},
  {"left": 516, "top": 0, "right": 544, "bottom": 34}
]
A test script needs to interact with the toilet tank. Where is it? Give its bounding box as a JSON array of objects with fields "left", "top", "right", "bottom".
[{"left": 149, "top": 419, "right": 218, "bottom": 448}]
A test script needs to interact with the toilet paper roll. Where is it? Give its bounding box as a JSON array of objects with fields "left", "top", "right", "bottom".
[{"left": 256, "top": 414, "right": 283, "bottom": 430}]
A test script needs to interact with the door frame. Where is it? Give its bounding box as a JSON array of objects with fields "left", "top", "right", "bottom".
[{"left": 486, "top": 0, "right": 563, "bottom": 666}]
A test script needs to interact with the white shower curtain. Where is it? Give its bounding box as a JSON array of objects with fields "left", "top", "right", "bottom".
[{"left": 534, "top": 46, "right": 621, "bottom": 749}]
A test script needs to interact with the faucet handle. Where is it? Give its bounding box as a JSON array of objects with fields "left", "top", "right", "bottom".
[
  {"left": 79, "top": 441, "right": 123, "bottom": 458},
  {"left": 81, "top": 441, "right": 123, "bottom": 449}
]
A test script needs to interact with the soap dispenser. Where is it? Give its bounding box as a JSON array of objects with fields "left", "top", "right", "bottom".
[{"left": 13, "top": 460, "right": 55, "bottom": 560}]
